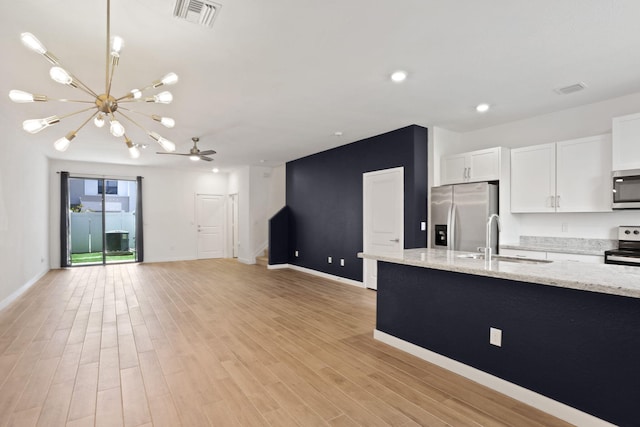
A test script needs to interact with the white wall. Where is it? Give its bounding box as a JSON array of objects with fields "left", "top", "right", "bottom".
[
  {"left": 230, "top": 164, "right": 286, "bottom": 264},
  {"left": 49, "top": 159, "right": 229, "bottom": 266},
  {"left": 433, "top": 91, "right": 640, "bottom": 244},
  {"left": 0, "top": 134, "right": 50, "bottom": 308}
]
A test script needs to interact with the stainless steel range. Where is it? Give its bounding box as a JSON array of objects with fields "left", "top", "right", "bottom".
[{"left": 604, "top": 226, "right": 640, "bottom": 266}]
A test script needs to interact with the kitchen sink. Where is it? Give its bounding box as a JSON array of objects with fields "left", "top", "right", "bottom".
[{"left": 457, "top": 253, "right": 552, "bottom": 264}]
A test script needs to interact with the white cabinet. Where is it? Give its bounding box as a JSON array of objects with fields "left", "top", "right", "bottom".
[
  {"left": 510, "top": 135, "right": 611, "bottom": 213},
  {"left": 556, "top": 135, "right": 611, "bottom": 212},
  {"left": 441, "top": 147, "right": 502, "bottom": 185},
  {"left": 612, "top": 112, "right": 640, "bottom": 171},
  {"left": 510, "top": 143, "right": 556, "bottom": 213}
]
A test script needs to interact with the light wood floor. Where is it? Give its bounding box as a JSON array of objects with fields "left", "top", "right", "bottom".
[{"left": 0, "top": 259, "right": 573, "bottom": 427}]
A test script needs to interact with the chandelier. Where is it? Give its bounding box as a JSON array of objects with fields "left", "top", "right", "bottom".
[{"left": 8, "top": 0, "right": 178, "bottom": 159}]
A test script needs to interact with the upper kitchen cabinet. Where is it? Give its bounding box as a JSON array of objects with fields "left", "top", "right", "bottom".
[
  {"left": 612, "top": 112, "right": 640, "bottom": 171},
  {"left": 556, "top": 135, "right": 611, "bottom": 212},
  {"left": 440, "top": 147, "right": 503, "bottom": 185},
  {"left": 510, "top": 135, "right": 612, "bottom": 213},
  {"left": 511, "top": 143, "right": 556, "bottom": 213}
]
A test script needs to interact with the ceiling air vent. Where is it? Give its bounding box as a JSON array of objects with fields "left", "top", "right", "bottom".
[
  {"left": 554, "top": 82, "right": 587, "bottom": 95},
  {"left": 174, "top": 0, "right": 222, "bottom": 28}
]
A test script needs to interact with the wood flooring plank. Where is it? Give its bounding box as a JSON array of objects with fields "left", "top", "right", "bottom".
[
  {"left": 37, "top": 379, "right": 75, "bottom": 427},
  {"left": 95, "top": 387, "right": 123, "bottom": 427},
  {"left": 67, "top": 362, "right": 99, "bottom": 422},
  {"left": 98, "top": 347, "right": 120, "bottom": 392},
  {"left": 120, "top": 366, "right": 152, "bottom": 427},
  {"left": 147, "top": 393, "right": 181, "bottom": 427}
]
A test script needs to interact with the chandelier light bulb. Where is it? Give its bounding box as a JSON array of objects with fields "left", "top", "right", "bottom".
[
  {"left": 152, "top": 114, "right": 175, "bottom": 128},
  {"left": 49, "top": 67, "right": 73, "bottom": 85},
  {"left": 9, "top": 90, "right": 47, "bottom": 103},
  {"left": 20, "top": 32, "right": 47, "bottom": 54},
  {"left": 54, "top": 136, "right": 72, "bottom": 152},
  {"left": 22, "top": 116, "right": 59, "bottom": 134},
  {"left": 130, "top": 89, "right": 142, "bottom": 99},
  {"left": 148, "top": 131, "right": 176, "bottom": 152},
  {"left": 111, "top": 36, "right": 123, "bottom": 56},
  {"left": 129, "top": 145, "right": 141, "bottom": 159},
  {"left": 94, "top": 114, "right": 105, "bottom": 128},
  {"left": 161, "top": 73, "right": 179, "bottom": 86},
  {"left": 109, "top": 119, "right": 125, "bottom": 137},
  {"left": 151, "top": 91, "right": 173, "bottom": 104}
]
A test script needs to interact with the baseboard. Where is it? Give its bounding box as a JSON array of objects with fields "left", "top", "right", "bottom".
[
  {"left": 0, "top": 268, "right": 49, "bottom": 312},
  {"left": 373, "top": 330, "right": 614, "bottom": 427},
  {"left": 273, "top": 264, "right": 364, "bottom": 288},
  {"left": 237, "top": 257, "right": 256, "bottom": 265}
]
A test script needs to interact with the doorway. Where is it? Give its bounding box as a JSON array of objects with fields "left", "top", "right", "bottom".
[
  {"left": 67, "top": 177, "right": 139, "bottom": 266},
  {"left": 363, "top": 167, "right": 404, "bottom": 289},
  {"left": 196, "top": 194, "right": 226, "bottom": 259}
]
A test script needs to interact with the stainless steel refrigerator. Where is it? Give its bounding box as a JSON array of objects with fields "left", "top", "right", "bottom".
[{"left": 431, "top": 182, "right": 499, "bottom": 253}]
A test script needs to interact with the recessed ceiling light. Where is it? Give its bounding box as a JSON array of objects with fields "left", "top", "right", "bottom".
[
  {"left": 476, "top": 103, "right": 490, "bottom": 113},
  {"left": 390, "top": 70, "right": 408, "bottom": 83},
  {"left": 212, "top": 168, "right": 219, "bottom": 173},
  {"left": 334, "top": 131, "right": 343, "bottom": 137}
]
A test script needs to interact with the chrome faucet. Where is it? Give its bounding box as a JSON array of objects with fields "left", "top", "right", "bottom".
[{"left": 483, "top": 214, "right": 502, "bottom": 259}]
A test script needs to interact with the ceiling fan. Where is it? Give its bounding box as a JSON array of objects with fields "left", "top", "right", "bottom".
[{"left": 156, "top": 137, "right": 216, "bottom": 162}]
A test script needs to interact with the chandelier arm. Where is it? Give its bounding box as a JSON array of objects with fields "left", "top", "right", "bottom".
[
  {"left": 56, "top": 99, "right": 96, "bottom": 103},
  {"left": 56, "top": 106, "right": 101, "bottom": 121},
  {"left": 116, "top": 110, "right": 149, "bottom": 133},
  {"left": 65, "top": 73, "right": 101, "bottom": 99},
  {"left": 72, "top": 110, "right": 100, "bottom": 134}
]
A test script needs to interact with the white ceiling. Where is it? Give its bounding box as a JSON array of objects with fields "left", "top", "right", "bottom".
[{"left": 2, "top": 0, "right": 640, "bottom": 172}]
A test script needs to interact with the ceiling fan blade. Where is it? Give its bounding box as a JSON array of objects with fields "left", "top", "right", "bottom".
[
  {"left": 199, "top": 150, "right": 217, "bottom": 156},
  {"left": 200, "top": 156, "right": 214, "bottom": 162},
  {"left": 155, "top": 152, "right": 190, "bottom": 156}
]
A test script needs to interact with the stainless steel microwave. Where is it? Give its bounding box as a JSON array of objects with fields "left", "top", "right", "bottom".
[{"left": 613, "top": 169, "right": 640, "bottom": 209}]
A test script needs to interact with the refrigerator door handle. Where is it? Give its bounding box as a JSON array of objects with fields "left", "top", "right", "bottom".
[{"left": 449, "top": 203, "right": 456, "bottom": 251}]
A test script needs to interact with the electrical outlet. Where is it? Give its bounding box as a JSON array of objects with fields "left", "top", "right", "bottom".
[
  {"left": 562, "top": 223, "right": 569, "bottom": 233},
  {"left": 421, "top": 221, "right": 426, "bottom": 231},
  {"left": 340, "top": 258, "right": 345, "bottom": 266},
  {"left": 490, "top": 327, "right": 502, "bottom": 347},
  {"left": 295, "top": 250, "right": 299, "bottom": 257},
  {"left": 328, "top": 256, "right": 332, "bottom": 263}
]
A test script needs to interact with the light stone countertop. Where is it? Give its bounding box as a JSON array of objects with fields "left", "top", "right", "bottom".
[{"left": 358, "top": 248, "right": 640, "bottom": 299}]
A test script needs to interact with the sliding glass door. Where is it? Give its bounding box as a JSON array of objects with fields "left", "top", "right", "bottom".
[{"left": 66, "top": 176, "right": 139, "bottom": 266}]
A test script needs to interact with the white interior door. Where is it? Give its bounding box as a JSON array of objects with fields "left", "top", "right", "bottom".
[
  {"left": 197, "top": 194, "right": 226, "bottom": 259},
  {"left": 363, "top": 167, "right": 404, "bottom": 289}
]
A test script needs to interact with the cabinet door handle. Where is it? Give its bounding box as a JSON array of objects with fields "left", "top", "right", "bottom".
[
  {"left": 550, "top": 195, "right": 555, "bottom": 208},
  {"left": 467, "top": 167, "right": 471, "bottom": 180},
  {"left": 556, "top": 195, "right": 560, "bottom": 208}
]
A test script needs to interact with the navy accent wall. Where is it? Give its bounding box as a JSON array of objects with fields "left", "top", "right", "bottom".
[
  {"left": 268, "top": 206, "right": 290, "bottom": 265},
  {"left": 377, "top": 262, "right": 640, "bottom": 426},
  {"left": 285, "top": 125, "right": 428, "bottom": 282}
]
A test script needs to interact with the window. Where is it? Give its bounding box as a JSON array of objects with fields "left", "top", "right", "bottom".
[{"left": 98, "top": 180, "right": 118, "bottom": 195}]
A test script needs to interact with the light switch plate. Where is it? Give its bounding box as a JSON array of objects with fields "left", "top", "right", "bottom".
[
  {"left": 490, "top": 327, "right": 502, "bottom": 347},
  {"left": 328, "top": 256, "right": 332, "bottom": 263},
  {"left": 340, "top": 259, "right": 345, "bottom": 266},
  {"left": 421, "top": 221, "right": 426, "bottom": 231}
]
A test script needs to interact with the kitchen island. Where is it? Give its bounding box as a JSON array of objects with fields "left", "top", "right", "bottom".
[{"left": 359, "top": 248, "right": 640, "bottom": 427}]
